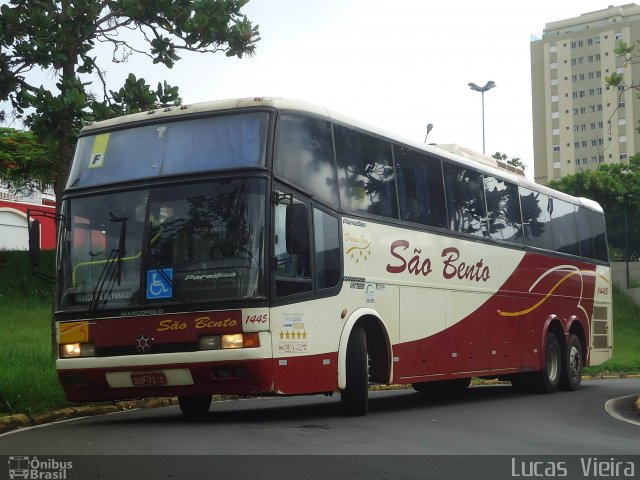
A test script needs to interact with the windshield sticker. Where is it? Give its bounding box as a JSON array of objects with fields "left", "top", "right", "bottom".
[
  {"left": 88, "top": 133, "right": 111, "bottom": 169},
  {"left": 146, "top": 268, "right": 173, "bottom": 300}
]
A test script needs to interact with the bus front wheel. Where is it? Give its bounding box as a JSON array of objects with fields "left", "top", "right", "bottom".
[
  {"left": 178, "top": 394, "right": 212, "bottom": 416},
  {"left": 341, "top": 326, "right": 369, "bottom": 416}
]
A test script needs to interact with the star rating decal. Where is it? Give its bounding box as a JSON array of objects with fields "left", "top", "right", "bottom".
[{"left": 279, "top": 330, "right": 308, "bottom": 340}]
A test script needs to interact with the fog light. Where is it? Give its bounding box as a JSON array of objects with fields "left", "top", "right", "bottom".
[
  {"left": 199, "top": 336, "right": 221, "bottom": 350},
  {"left": 60, "top": 343, "right": 95, "bottom": 358}
]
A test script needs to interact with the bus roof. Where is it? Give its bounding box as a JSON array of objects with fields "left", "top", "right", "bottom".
[{"left": 81, "top": 97, "right": 603, "bottom": 214}]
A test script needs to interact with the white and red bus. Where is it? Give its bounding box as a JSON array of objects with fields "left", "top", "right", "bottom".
[{"left": 32, "top": 98, "right": 612, "bottom": 416}]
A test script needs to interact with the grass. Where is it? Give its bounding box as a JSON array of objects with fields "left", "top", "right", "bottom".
[
  {"left": 584, "top": 286, "right": 640, "bottom": 375},
  {"left": 0, "top": 251, "right": 638, "bottom": 417},
  {"left": 0, "top": 250, "right": 65, "bottom": 417},
  {"left": 0, "top": 302, "right": 66, "bottom": 416}
]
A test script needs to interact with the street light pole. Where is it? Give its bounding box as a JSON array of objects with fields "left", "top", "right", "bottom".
[
  {"left": 468, "top": 81, "right": 496, "bottom": 154},
  {"left": 424, "top": 123, "right": 433, "bottom": 143}
]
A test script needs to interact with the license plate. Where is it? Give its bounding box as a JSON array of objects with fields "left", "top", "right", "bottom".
[{"left": 131, "top": 372, "right": 167, "bottom": 386}]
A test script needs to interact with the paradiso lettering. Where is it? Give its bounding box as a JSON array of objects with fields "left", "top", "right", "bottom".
[
  {"left": 386, "top": 240, "right": 490, "bottom": 283},
  {"left": 157, "top": 316, "right": 237, "bottom": 332}
]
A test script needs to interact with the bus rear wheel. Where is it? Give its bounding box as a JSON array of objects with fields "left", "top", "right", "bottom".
[
  {"left": 341, "top": 326, "right": 369, "bottom": 416},
  {"left": 560, "top": 334, "right": 583, "bottom": 391},
  {"left": 532, "top": 332, "right": 561, "bottom": 394},
  {"left": 178, "top": 395, "right": 212, "bottom": 416}
]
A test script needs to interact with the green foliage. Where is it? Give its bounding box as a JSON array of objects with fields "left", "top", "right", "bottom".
[
  {"left": 549, "top": 155, "right": 640, "bottom": 259},
  {"left": 89, "top": 74, "right": 181, "bottom": 121},
  {"left": 0, "top": 250, "right": 55, "bottom": 303},
  {"left": 548, "top": 154, "right": 640, "bottom": 213},
  {"left": 584, "top": 287, "right": 640, "bottom": 375},
  {"left": 0, "top": 128, "right": 56, "bottom": 192},
  {"left": 0, "top": 0, "right": 259, "bottom": 203},
  {"left": 491, "top": 151, "right": 526, "bottom": 171}
]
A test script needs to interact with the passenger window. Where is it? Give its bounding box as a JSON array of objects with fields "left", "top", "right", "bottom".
[
  {"left": 551, "top": 199, "right": 579, "bottom": 255},
  {"left": 395, "top": 147, "right": 447, "bottom": 229},
  {"left": 334, "top": 125, "right": 398, "bottom": 219},
  {"left": 314, "top": 209, "right": 340, "bottom": 290},
  {"left": 443, "top": 164, "right": 488, "bottom": 237},
  {"left": 484, "top": 175, "right": 523, "bottom": 244},
  {"left": 589, "top": 210, "right": 609, "bottom": 261},
  {"left": 520, "top": 188, "right": 554, "bottom": 250},
  {"left": 576, "top": 207, "right": 595, "bottom": 259},
  {"left": 274, "top": 115, "right": 338, "bottom": 206}
]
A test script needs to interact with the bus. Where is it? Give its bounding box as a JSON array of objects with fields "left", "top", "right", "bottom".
[{"left": 29, "top": 97, "right": 612, "bottom": 416}]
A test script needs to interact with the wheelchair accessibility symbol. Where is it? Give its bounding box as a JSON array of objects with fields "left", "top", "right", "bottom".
[{"left": 146, "top": 268, "right": 173, "bottom": 299}]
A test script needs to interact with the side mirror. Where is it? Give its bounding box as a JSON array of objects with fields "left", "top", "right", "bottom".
[
  {"left": 285, "top": 203, "right": 309, "bottom": 254},
  {"left": 28, "top": 219, "right": 42, "bottom": 268}
]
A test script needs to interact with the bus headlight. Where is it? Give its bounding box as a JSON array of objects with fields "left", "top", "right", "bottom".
[
  {"left": 60, "top": 343, "right": 95, "bottom": 358},
  {"left": 199, "top": 333, "right": 260, "bottom": 350},
  {"left": 221, "top": 334, "right": 244, "bottom": 349}
]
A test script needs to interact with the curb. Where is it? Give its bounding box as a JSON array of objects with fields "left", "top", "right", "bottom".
[
  {"left": 605, "top": 395, "right": 640, "bottom": 426},
  {"left": 0, "top": 398, "right": 178, "bottom": 435}
]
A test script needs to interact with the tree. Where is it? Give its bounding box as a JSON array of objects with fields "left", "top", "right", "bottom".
[
  {"left": 548, "top": 154, "right": 640, "bottom": 259},
  {"left": 0, "top": 0, "right": 259, "bottom": 206},
  {"left": 0, "top": 127, "right": 56, "bottom": 192},
  {"left": 492, "top": 152, "right": 526, "bottom": 172}
]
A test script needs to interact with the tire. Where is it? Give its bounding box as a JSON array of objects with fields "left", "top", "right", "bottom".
[
  {"left": 531, "top": 332, "right": 561, "bottom": 394},
  {"left": 341, "top": 326, "right": 369, "bottom": 416},
  {"left": 560, "top": 334, "right": 583, "bottom": 391},
  {"left": 178, "top": 395, "right": 212, "bottom": 416},
  {"left": 412, "top": 378, "right": 471, "bottom": 395}
]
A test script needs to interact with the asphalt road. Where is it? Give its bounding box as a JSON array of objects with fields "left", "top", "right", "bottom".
[{"left": 1, "top": 378, "right": 638, "bottom": 480}]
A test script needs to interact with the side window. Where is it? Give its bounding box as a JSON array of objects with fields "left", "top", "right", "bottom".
[
  {"left": 274, "top": 115, "right": 338, "bottom": 206},
  {"left": 520, "top": 187, "right": 554, "bottom": 250},
  {"left": 443, "top": 163, "right": 487, "bottom": 237},
  {"left": 590, "top": 210, "right": 609, "bottom": 261},
  {"left": 484, "top": 175, "right": 523, "bottom": 244},
  {"left": 395, "top": 146, "right": 447, "bottom": 229},
  {"left": 576, "top": 206, "right": 595, "bottom": 259},
  {"left": 551, "top": 199, "right": 579, "bottom": 255},
  {"left": 273, "top": 193, "right": 312, "bottom": 297},
  {"left": 334, "top": 125, "right": 398, "bottom": 219},
  {"left": 314, "top": 208, "right": 340, "bottom": 290}
]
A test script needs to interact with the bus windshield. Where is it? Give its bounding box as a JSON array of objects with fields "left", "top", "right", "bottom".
[
  {"left": 66, "top": 112, "right": 269, "bottom": 189},
  {"left": 58, "top": 178, "right": 266, "bottom": 311}
]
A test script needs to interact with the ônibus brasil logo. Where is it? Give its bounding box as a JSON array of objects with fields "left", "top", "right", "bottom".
[{"left": 8, "top": 456, "right": 73, "bottom": 479}]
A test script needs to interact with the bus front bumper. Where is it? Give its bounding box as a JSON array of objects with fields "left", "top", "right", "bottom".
[{"left": 57, "top": 356, "right": 274, "bottom": 402}]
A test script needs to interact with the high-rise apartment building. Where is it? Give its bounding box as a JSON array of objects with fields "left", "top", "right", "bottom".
[{"left": 531, "top": 4, "right": 640, "bottom": 185}]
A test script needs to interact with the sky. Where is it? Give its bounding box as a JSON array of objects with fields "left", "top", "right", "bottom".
[{"left": 5, "top": 0, "right": 627, "bottom": 177}]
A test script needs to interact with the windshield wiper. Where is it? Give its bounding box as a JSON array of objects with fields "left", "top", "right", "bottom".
[
  {"left": 87, "top": 249, "right": 119, "bottom": 314},
  {"left": 87, "top": 213, "right": 128, "bottom": 314},
  {"left": 111, "top": 212, "right": 128, "bottom": 285}
]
